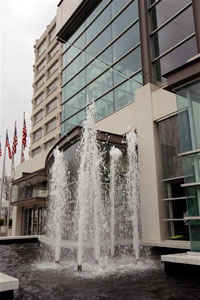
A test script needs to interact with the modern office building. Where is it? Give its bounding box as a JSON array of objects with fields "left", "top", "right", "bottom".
[
  {"left": 11, "top": 17, "right": 62, "bottom": 235},
  {"left": 12, "top": 0, "right": 200, "bottom": 253}
]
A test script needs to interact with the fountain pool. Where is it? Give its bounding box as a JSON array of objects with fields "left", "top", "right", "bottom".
[{"left": 0, "top": 242, "right": 200, "bottom": 300}]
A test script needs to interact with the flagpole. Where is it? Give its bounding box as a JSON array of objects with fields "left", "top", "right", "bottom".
[
  {"left": 6, "top": 121, "right": 17, "bottom": 235},
  {"left": 6, "top": 155, "right": 14, "bottom": 234},
  {"left": 0, "top": 130, "right": 7, "bottom": 220}
]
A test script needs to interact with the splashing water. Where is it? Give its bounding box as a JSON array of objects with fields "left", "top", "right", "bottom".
[
  {"left": 77, "top": 102, "right": 102, "bottom": 267},
  {"left": 42, "top": 104, "right": 142, "bottom": 271},
  {"left": 126, "top": 130, "right": 140, "bottom": 261},
  {"left": 46, "top": 148, "right": 70, "bottom": 263},
  {"left": 109, "top": 146, "right": 122, "bottom": 256}
]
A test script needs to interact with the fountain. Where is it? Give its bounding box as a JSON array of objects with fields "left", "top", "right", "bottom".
[
  {"left": 126, "top": 130, "right": 140, "bottom": 261},
  {"left": 43, "top": 102, "right": 140, "bottom": 270},
  {"left": 46, "top": 147, "right": 70, "bottom": 263},
  {"left": 109, "top": 146, "right": 122, "bottom": 257},
  {"left": 76, "top": 102, "right": 102, "bottom": 271}
]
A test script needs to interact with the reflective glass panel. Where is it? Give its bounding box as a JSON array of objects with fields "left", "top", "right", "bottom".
[
  {"left": 63, "top": 109, "right": 86, "bottom": 134},
  {"left": 62, "top": 53, "right": 86, "bottom": 85},
  {"left": 63, "top": 45, "right": 81, "bottom": 68},
  {"left": 67, "top": 22, "right": 86, "bottom": 46},
  {"left": 149, "top": 0, "right": 192, "bottom": 32},
  {"left": 86, "top": 5, "right": 111, "bottom": 44},
  {"left": 64, "top": 69, "right": 85, "bottom": 101},
  {"left": 153, "top": 37, "right": 198, "bottom": 84},
  {"left": 114, "top": 77, "right": 140, "bottom": 110},
  {"left": 112, "top": 22, "right": 140, "bottom": 62},
  {"left": 86, "top": 69, "right": 113, "bottom": 101},
  {"left": 176, "top": 81, "right": 200, "bottom": 151},
  {"left": 86, "top": 0, "right": 110, "bottom": 26},
  {"left": 152, "top": 7, "right": 195, "bottom": 58},
  {"left": 111, "top": 0, "right": 138, "bottom": 40},
  {"left": 158, "top": 115, "right": 183, "bottom": 179},
  {"left": 111, "top": 0, "right": 131, "bottom": 18},
  {"left": 86, "top": 58, "right": 108, "bottom": 84},
  {"left": 63, "top": 89, "right": 86, "bottom": 119},
  {"left": 86, "top": 25, "right": 112, "bottom": 60},
  {"left": 113, "top": 46, "right": 141, "bottom": 85},
  {"left": 95, "top": 91, "right": 114, "bottom": 121}
]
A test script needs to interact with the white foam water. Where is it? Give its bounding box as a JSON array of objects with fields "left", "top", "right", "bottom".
[{"left": 46, "top": 148, "right": 70, "bottom": 263}]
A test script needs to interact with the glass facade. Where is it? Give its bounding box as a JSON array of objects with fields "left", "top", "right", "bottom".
[
  {"left": 159, "top": 115, "right": 189, "bottom": 240},
  {"left": 61, "top": 0, "right": 142, "bottom": 136},
  {"left": 148, "top": 0, "right": 197, "bottom": 85},
  {"left": 176, "top": 81, "right": 200, "bottom": 251}
]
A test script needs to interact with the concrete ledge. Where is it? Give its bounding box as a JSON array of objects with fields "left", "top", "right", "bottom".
[
  {"left": 141, "top": 240, "right": 191, "bottom": 250},
  {"left": 0, "top": 272, "right": 19, "bottom": 293},
  {"left": 161, "top": 251, "right": 200, "bottom": 265}
]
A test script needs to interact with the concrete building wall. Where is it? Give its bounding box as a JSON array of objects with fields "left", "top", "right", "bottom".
[
  {"left": 97, "top": 83, "right": 177, "bottom": 245},
  {"left": 56, "top": 0, "right": 83, "bottom": 35},
  {"left": 12, "top": 206, "right": 23, "bottom": 236}
]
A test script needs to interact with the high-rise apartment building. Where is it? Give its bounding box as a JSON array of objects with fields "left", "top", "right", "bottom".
[
  {"left": 30, "top": 17, "right": 62, "bottom": 158},
  {"left": 11, "top": 17, "right": 63, "bottom": 236}
]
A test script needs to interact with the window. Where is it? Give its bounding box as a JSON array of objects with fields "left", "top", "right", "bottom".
[
  {"left": 34, "top": 110, "right": 43, "bottom": 123},
  {"left": 151, "top": 6, "right": 195, "bottom": 59},
  {"left": 35, "top": 76, "right": 44, "bottom": 89},
  {"left": 37, "top": 60, "right": 45, "bottom": 73},
  {"left": 35, "top": 93, "right": 44, "bottom": 106},
  {"left": 149, "top": 1, "right": 197, "bottom": 84},
  {"left": 32, "top": 147, "right": 41, "bottom": 157},
  {"left": 48, "top": 61, "right": 59, "bottom": 77},
  {"left": 47, "top": 80, "right": 57, "bottom": 95},
  {"left": 45, "top": 138, "right": 55, "bottom": 149},
  {"left": 149, "top": 0, "right": 192, "bottom": 32},
  {"left": 46, "top": 98, "right": 57, "bottom": 114},
  {"left": 38, "top": 40, "right": 46, "bottom": 57},
  {"left": 158, "top": 115, "right": 183, "bottom": 179},
  {"left": 46, "top": 118, "right": 56, "bottom": 133},
  {"left": 49, "top": 44, "right": 59, "bottom": 59},
  {"left": 33, "top": 128, "right": 42, "bottom": 142},
  {"left": 153, "top": 37, "right": 197, "bottom": 84},
  {"left": 49, "top": 26, "right": 56, "bottom": 42}
]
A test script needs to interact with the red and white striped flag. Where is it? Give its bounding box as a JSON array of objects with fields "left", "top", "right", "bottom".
[
  {"left": 12, "top": 123, "right": 18, "bottom": 156},
  {"left": 22, "top": 117, "right": 27, "bottom": 149},
  {"left": 21, "top": 113, "right": 27, "bottom": 163},
  {"left": 6, "top": 130, "right": 12, "bottom": 160}
]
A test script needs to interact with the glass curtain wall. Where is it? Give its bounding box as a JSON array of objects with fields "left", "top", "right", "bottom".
[
  {"left": 62, "top": 0, "right": 142, "bottom": 136},
  {"left": 158, "top": 115, "right": 189, "bottom": 240},
  {"left": 148, "top": 0, "right": 197, "bottom": 85},
  {"left": 176, "top": 80, "right": 200, "bottom": 251}
]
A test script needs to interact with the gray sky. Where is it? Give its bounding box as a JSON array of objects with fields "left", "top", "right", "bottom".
[{"left": 0, "top": 0, "right": 59, "bottom": 175}]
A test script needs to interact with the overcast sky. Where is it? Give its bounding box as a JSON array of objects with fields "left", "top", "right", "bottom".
[{"left": 0, "top": 0, "right": 59, "bottom": 175}]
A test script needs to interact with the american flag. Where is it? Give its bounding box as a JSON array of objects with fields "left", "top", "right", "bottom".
[
  {"left": 22, "top": 117, "right": 27, "bottom": 149},
  {"left": 6, "top": 131, "right": 12, "bottom": 160},
  {"left": 12, "top": 123, "right": 18, "bottom": 156}
]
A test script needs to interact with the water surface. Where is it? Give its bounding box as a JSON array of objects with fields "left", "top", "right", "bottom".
[{"left": 0, "top": 243, "right": 199, "bottom": 300}]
